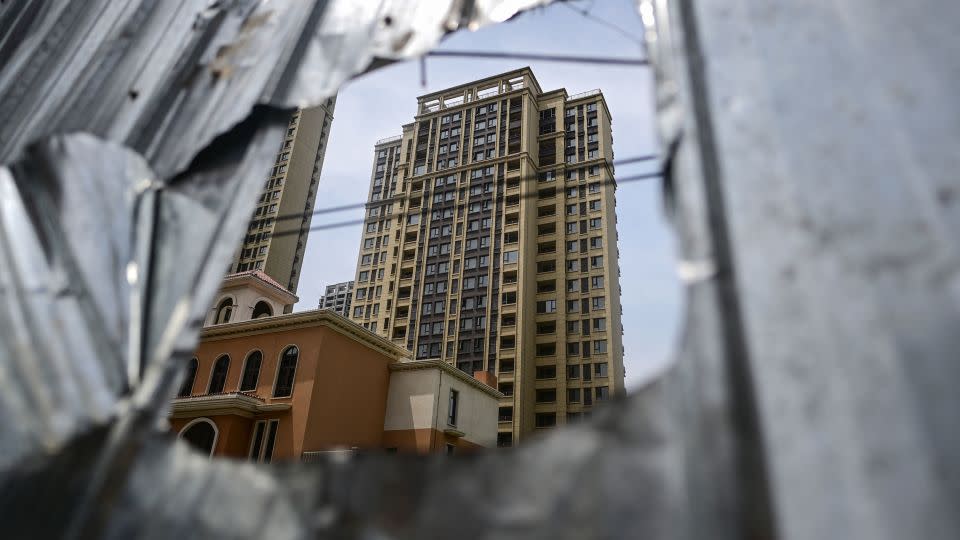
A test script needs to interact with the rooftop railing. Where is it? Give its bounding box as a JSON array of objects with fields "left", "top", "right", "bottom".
[{"left": 568, "top": 88, "right": 601, "bottom": 101}]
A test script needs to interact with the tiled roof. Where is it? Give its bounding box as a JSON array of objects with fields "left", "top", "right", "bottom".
[{"left": 223, "top": 270, "right": 294, "bottom": 297}]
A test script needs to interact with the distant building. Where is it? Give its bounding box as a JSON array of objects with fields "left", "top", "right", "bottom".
[
  {"left": 318, "top": 280, "right": 354, "bottom": 317},
  {"left": 174, "top": 271, "right": 499, "bottom": 459},
  {"left": 230, "top": 101, "right": 336, "bottom": 295},
  {"left": 348, "top": 68, "right": 624, "bottom": 447}
]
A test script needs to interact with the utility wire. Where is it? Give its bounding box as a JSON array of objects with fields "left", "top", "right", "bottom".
[
  {"left": 426, "top": 50, "right": 648, "bottom": 66},
  {"left": 262, "top": 169, "right": 662, "bottom": 239},
  {"left": 557, "top": 1, "right": 646, "bottom": 50},
  {"left": 271, "top": 153, "right": 659, "bottom": 223}
]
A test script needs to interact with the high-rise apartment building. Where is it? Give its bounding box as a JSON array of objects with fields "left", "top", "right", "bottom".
[
  {"left": 231, "top": 99, "right": 336, "bottom": 296},
  {"left": 349, "top": 68, "right": 624, "bottom": 446},
  {"left": 318, "top": 280, "right": 354, "bottom": 317}
]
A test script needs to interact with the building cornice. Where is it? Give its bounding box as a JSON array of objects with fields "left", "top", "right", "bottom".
[
  {"left": 389, "top": 359, "right": 503, "bottom": 398},
  {"left": 201, "top": 309, "right": 411, "bottom": 361},
  {"left": 170, "top": 392, "right": 291, "bottom": 418},
  {"left": 415, "top": 67, "right": 541, "bottom": 103},
  {"left": 221, "top": 271, "right": 299, "bottom": 304}
]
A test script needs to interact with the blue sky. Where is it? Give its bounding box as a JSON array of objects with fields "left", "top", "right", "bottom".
[{"left": 295, "top": 0, "right": 680, "bottom": 389}]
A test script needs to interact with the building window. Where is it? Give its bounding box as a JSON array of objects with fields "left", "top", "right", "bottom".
[
  {"left": 535, "top": 365, "right": 557, "bottom": 379},
  {"left": 252, "top": 301, "right": 273, "bottom": 319},
  {"left": 567, "top": 364, "right": 581, "bottom": 379},
  {"left": 180, "top": 418, "right": 218, "bottom": 456},
  {"left": 448, "top": 389, "right": 459, "bottom": 426},
  {"left": 248, "top": 420, "right": 266, "bottom": 461},
  {"left": 536, "top": 343, "right": 556, "bottom": 356},
  {"left": 239, "top": 351, "right": 262, "bottom": 392},
  {"left": 595, "top": 362, "right": 609, "bottom": 377},
  {"left": 535, "top": 413, "right": 557, "bottom": 428},
  {"left": 595, "top": 386, "right": 610, "bottom": 401},
  {"left": 536, "top": 388, "right": 557, "bottom": 403},
  {"left": 208, "top": 355, "right": 230, "bottom": 394},
  {"left": 568, "top": 388, "right": 581, "bottom": 403},
  {"left": 214, "top": 298, "right": 234, "bottom": 324},
  {"left": 536, "top": 300, "right": 557, "bottom": 314},
  {"left": 249, "top": 419, "right": 280, "bottom": 463},
  {"left": 446, "top": 444, "right": 456, "bottom": 456},
  {"left": 178, "top": 358, "right": 198, "bottom": 397},
  {"left": 497, "top": 432, "right": 513, "bottom": 448},
  {"left": 273, "top": 346, "right": 299, "bottom": 397}
]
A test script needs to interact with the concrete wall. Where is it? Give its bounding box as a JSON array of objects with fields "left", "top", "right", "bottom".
[
  {"left": 383, "top": 368, "right": 441, "bottom": 431},
  {"left": 384, "top": 366, "right": 498, "bottom": 450}
]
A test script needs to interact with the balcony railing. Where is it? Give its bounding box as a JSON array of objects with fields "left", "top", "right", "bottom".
[{"left": 568, "top": 88, "right": 601, "bottom": 101}]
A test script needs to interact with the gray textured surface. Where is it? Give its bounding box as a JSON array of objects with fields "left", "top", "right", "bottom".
[{"left": 1, "top": 0, "right": 959, "bottom": 538}]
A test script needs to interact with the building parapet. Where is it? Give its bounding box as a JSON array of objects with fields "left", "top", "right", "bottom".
[
  {"left": 390, "top": 359, "right": 504, "bottom": 399},
  {"left": 568, "top": 88, "right": 602, "bottom": 101},
  {"left": 375, "top": 134, "right": 402, "bottom": 145}
]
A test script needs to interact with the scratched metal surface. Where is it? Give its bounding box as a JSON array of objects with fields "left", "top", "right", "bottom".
[
  {"left": 1, "top": 0, "right": 959, "bottom": 538},
  {"left": 642, "top": 0, "right": 960, "bottom": 538}
]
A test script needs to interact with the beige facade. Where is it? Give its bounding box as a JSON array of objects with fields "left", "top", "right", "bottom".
[
  {"left": 231, "top": 100, "right": 336, "bottom": 295},
  {"left": 173, "top": 299, "right": 499, "bottom": 460},
  {"left": 348, "top": 68, "right": 624, "bottom": 446},
  {"left": 385, "top": 360, "right": 499, "bottom": 449},
  {"left": 205, "top": 270, "right": 299, "bottom": 326}
]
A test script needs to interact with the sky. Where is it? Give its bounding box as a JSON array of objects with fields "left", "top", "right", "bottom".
[{"left": 295, "top": 0, "right": 680, "bottom": 389}]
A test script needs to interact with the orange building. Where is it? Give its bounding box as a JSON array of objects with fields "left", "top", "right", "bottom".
[{"left": 171, "top": 272, "right": 501, "bottom": 460}]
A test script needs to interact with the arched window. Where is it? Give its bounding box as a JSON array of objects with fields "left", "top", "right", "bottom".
[
  {"left": 240, "top": 351, "right": 262, "bottom": 392},
  {"left": 208, "top": 355, "right": 230, "bottom": 394},
  {"left": 252, "top": 301, "right": 273, "bottom": 319},
  {"left": 214, "top": 298, "right": 234, "bottom": 324},
  {"left": 177, "top": 358, "right": 198, "bottom": 397},
  {"left": 180, "top": 418, "right": 218, "bottom": 456},
  {"left": 273, "top": 346, "right": 299, "bottom": 397}
]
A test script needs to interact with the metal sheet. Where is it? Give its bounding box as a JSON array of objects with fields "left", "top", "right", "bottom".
[{"left": 2, "top": 0, "right": 958, "bottom": 539}]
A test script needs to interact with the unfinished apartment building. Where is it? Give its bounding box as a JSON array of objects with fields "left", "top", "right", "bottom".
[
  {"left": 349, "top": 68, "right": 624, "bottom": 446},
  {"left": 230, "top": 100, "right": 336, "bottom": 295}
]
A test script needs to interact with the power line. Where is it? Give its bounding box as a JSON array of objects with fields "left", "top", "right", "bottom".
[
  {"left": 557, "top": 1, "right": 646, "bottom": 50},
  {"left": 425, "top": 50, "right": 649, "bottom": 66},
  {"left": 272, "top": 153, "right": 659, "bottom": 223},
  {"left": 262, "top": 169, "right": 662, "bottom": 238}
]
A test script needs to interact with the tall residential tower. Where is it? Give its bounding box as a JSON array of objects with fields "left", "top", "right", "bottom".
[
  {"left": 231, "top": 100, "right": 336, "bottom": 295},
  {"left": 349, "top": 69, "right": 623, "bottom": 446}
]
